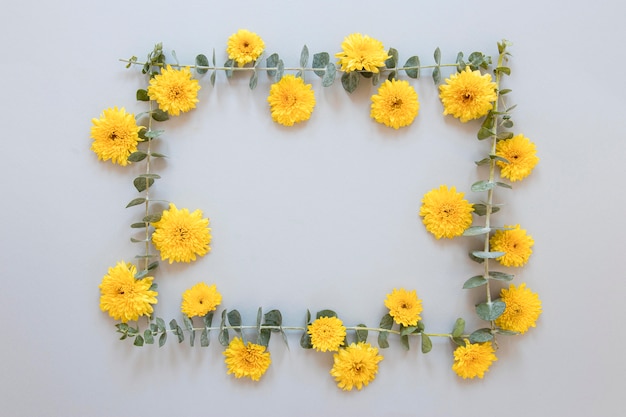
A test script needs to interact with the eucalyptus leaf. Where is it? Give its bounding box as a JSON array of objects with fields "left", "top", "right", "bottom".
[
  {"left": 477, "top": 127, "right": 494, "bottom": 140},
  {"left": 224, "top": 59, "right": 234, "bottom": 78},
  {"left": 312, "top": 52, "right": 330, "bottom": 77},
  {"left": 489, "top": 271, "right": 514, "bottom": 281},
  {"left": 133, "top": 177, "right": 154, "bottom": 193},
  {"left": 126, "top": 197, "right": 146, "bottom": 208},
  {"left": 400, "top": 334, "right": 410, "bottom": 350},
  {"left": 385, "top": 47, "right": 398, "bottom": 68},
  {"left": 471, "top": 180, "right": 496, "bottom": 192},
  {"left": 127, "top": 151, "right": 148, "bottom": 162},
  {"left": 502, "top": 120, "right": 514, "bottom": 129},
  {"left": 379, "top": 313, "right": 393, "bottom": 330},
  {"left": 341, "top": 71, "right": 359, "bottom": 93},
  {"left": 195, "top": 54, "right": 209, "bottom": 74},
  {"left": 134, "top": 268, "right": 149, "bottom": 279},
  {"left": 355, "top": 324, "right": 368, "bottom": 343},
  {"left": 300, "top": 330, "right": 312, "bottom": 349},
  {"left": 452, "top": 337, "right": 466, "bottom": 347},
  {"left": 136, "top": 89, "right": 150, "bottom": 101},
  {"left": 377, "top": 331, "right": 389, "bottom": 349},
  {"left": 134, "top": 335, "right": 144, "bottom": 347},
  {"left": 200, "top": 329, "right": 210, "bottom": 347},
  {"left": 472, "top": 203, "right": 500, "bottom": 216},
  {"left": 497, "top": 131, "right": 514, "bottom": 140},
  {"left": 266, "top": 53, "right": 279, "bottom": 77},
  {"left": 495, "top": 328, "right": 520, "bottom": 336},
  {"left": 258, "top": 329, "right": 271, "bottom": 347},
  {"left": 475, "top": 301, "right": 506, "bottom": 321},
  {"left": 227, "top": 310, "right": 242, "bottom": 334},
  {"left": 404, "top": 56, "right": 420, "bottom": 78},
  {"left": 316, "top": 309, "right": 337, "bottom": 319},
  {"left": 496, "top": 181, "right": 512, "bottom": 189},
  {"left": 249, "top": 71, "right": 258, "bottom": 90},
  {"left": 322, "top": 63, "right": 336, "bottom": 87},
  {"left": 432, "top": 66, "right": 441, "bottom": 84},
  {"left": 452, "top": 318, "right": 466, "bottom": 338},
  {"left": 156, "top": 317, "right": 166, "bottom": 332},
  {"left": 264, "top": 309, "right": 282, "bottom": 328},
  {"left": 144, "top": 329, "right": 154, "bottom": 344},
  {"left": 434, "top": 47, "right": 441, "bottom": 64},
  {"left": 219, "top": 328, "right": 229, "bottom": 346},
  {"left": 471, "top": 250, "right": 505, "bottom": 259},
  {"left": 474, "top": 157, "right": 490, "bottom": 166},
  {"left": 421, "top": 334, "right": 432, "bottom": 353},
  {"left": 149, "top": 152, "right": 167, "bottom": 158},
  {"left": 210, "top": 70, "right": 216, "bottom": 86},
  {"left": 158, "top": 332, "right": 167, "bottom": 347},
  {"left": 496, "top": 66, "right": 511, "bottom": 75},
  {"left": 300, "top": 45, "right": 309, "bottom": 68},
  {"left": 142, "top": 214, "right": 161, "bottom": 223},
  {"left": 462, "top": 226, "right": 491, "bottom": 236},
  {"left": 463, "top": 275, "right": 488, "bottom": 289},
  {"left": 499, "top": 88, "right": 512, "bottom": 95},
  {"left": 469, "top": 328, "right": 494, "bottom": 343},
  {"left": 151, "top": 109, "right": 169, "bottom": 122},
  {"left": 147, "top": 261, "right": 159, "bottom": 271}
]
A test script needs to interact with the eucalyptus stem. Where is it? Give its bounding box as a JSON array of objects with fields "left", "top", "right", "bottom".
[{"left": 142, "top": 100, "right": 154, "bottom": 272}]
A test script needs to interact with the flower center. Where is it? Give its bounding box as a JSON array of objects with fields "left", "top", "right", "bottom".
[
  {"left": 109, "top": 131, "right": 118, "bottom": 141},
  {"left": 462, "top": 91, "right": 474, "bottom": 102},
  {"left": 391, "top": 98, "right": 403, "bottom": 109}
]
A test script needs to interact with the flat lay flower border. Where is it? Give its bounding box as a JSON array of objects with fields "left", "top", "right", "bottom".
[{"left": 91, "top": 31, "right": 541, "bottom": 390}]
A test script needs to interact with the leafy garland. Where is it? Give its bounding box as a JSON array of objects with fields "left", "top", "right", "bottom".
[{"left": 91, "top": 31, "right": 541, "bottom": 390}]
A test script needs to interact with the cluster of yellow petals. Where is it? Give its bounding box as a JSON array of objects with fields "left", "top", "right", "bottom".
[
  {"left": 227, "top": 29, "right": 265, "bottom": 67},
  {"left": 452, "top": 341, "right": 498, "bottom": 379},
  {"left": 308, "top": 316, "right": 346, "bottom": 352},
  {"left": 223, "top": 337, "right": 271, "bottom": 381},
  {"left": 147, "top": 65, "right": 200, "bottom": 116},
  {"left": 181, "top": 282, "right": 222, "bottom": 318},
  {"left": 267, "top": 75, "right": 316, "bottom": 126},
  {"left": 439, "top": 67, "right": 497, "bottom": 123},
  {"left": 490, "top": 224, "right": 534, "bottom": 267},
  {"left": 370, "top": 79, "right": 419, "bottom": 129},
  {"left": 151, "top": 203, "right": 212, "bottom": 264},
  {"left": 335, "top": 33, "right": 390, "bottom": 73},
  {"left": 495, "top": 283, "right": 542, "bottom": 334},
  {"left": 90, "top": 107, "right": 142, "bottom": 166},
  {"left": 98, "top": 262, "right": 158, "bottom": 323},
  {"left": 496, "top": 134, "right": 539, "bottom": 181},
  {"left": 419, "top": 185, "right": 474, "bottom": 239},
  {"left": 330, "top": 342, "right": 383, "bottom": 391},
  {"left": 384, "top": 288, "right": 423, "bottom": 327}
]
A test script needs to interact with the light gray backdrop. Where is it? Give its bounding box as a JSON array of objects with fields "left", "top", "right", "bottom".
[{"left": 1, "top": 0, "right": 623, "bottom": 416}]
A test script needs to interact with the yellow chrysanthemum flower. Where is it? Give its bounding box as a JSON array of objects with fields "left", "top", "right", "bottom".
[
  {"left": 151, "top": 203, "right": 212, "bottom": 264},
  {"left": 308, "top": 316, "right": 346, "bottom": 352},
  {"left": 439, "top": 67, "right": 497, "bottom": 122},
  {"left": 490, "top": 224, "right": 534, "bottom": 267},
  {"left": 330, "top": 342, "right": 383, "bottom": 391},
  {"left": 267, "top": 75, "right": 316, "bottom": 126},
  {"left": 90, "top": 107, "right": 142, "bottom": 166},
  {"left": 384, "top": 288, "right": 423, "bottom": 327},
  {"left": 223, "top": 337, "right": 271, "bottom": 381},
  {"left": 99, "top": 261, "right": 158, "bottom": 323},
  {"left": 227, "top": 29, "right": 265, "bottom": 67},
  {"left": 370, "top": 79, "right": 419, "bottom": 129},
  {"left": 452, "top": 341, "right": 498, "bottom": 379},
  {"left": 181, "top": 282, "right": 222, "bottom": 318},
  {"left": 496, "top": 134, "right": 539, "bottom": 182},
  {"left": 147, "top": 65, "right": 200, "bottom": 116},
  {"left": 495, "top": 283, "right": 542, "bottom": 334},
  {"left": 335, "top": 33, "right": 390, "bottom": 73},
  {"left": 419, "top": 185, "right": 474, "bottom": 239}
]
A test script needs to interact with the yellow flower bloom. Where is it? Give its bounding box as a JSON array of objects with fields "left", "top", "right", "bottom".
[
  {"left": 330, "top": 342, "right": 383, "bottom": 391},
  {"left": 308, "top": 316, "right": 346, "bottom": 352},
  {"left": 384, "top": 288, "right": 423, "bottom": 327},
  {"left": 223, "top": 337, "right": 271, "bottom": 381},
  {"left": 227, "top": 29, "right": 265, "bottom": 67},
  {"left": 496, "top": 134, "right": 539, "bottom": 182},
  {"left": 335, "top": 33, "right": 390, "bottom": 73},
  {"left": 452, "top": 341, "right": 497, "bottom": 379},
  {"left": 439, "top": 67, "right": 497, "bottom": 122},
  {"left": 147, "top": 65, "right": 200, "bottom": 116},
  {"left": 370, "top": 79, "right": 419, "bottom": 129},
  {"left": 267, "top": 75, "right": 316, "bottom": 126},
  {"left": 181, "top": 282, "right": 222, "bottom": 318},
  {"left": 495, "top": 283, "right": 542, "bottom": 334},
  {"left": 419, "top": 185, "right": 474, "bottom": 239},
  {"left": 151, "top": 203, "right": 212, "bottom": 264},
  {"left": 90, "top": 107, "right": 142, "bottom": 166},
  {"left": 490, "top": 224, "right": 534, "bottom": 267},
  {"left": 99, "top": 261, "right": 158, "bottom": 323}
]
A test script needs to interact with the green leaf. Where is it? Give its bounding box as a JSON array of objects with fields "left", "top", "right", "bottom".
[
  {"left": 496, "top": 181, "right": 512, "bottom": 189},
  {"left": 264, "top": 309, "right": 282, "bottom": 329},
  {"left": 151, "top": 109, "right": 169, "bottom": 122},
  {"left": 275, "top": 59, "right": 285, "bottom": 82},
  {"left": 219, "top": 310, "right": 229, "bottom": 346},
  {"left": 127, "top": 151, "right": 148, "bottom": 162},
  {"left": 502, "top": 120, "right": 514, "bottom": 129},
  {"left": 143, "top": 329, "right": 154, "bottom": 344},
  {"left": 156, "top": 317, "right": 166, "bottom": 332},
  {"left": 497, "top": 131, "right": 514, "bottom": 140},
  {"left": 133, "top": 177, "right": 154, "bottom": 193},
  {"left": 249, "top": 71, "right": 258, "bottom": 90},
  {"left": 322, "top": 63, "right": 336, "bottom": 87},
  {"left": 499, "top": 88, "right": 512, "bottom": 95},
  {"left": 495, "top": 66, "right": 511, "bottom": 75},
  {"left": 144, "top": 130, "right": 164, "bottom": 139},
  {"left": 385, "top": 47, "right": 398, "bottom": 68},
  {"left": 300, "top": 45, "right": 309, "bottom": 68},
  {"left": 341, "top": 72, "right": 359, "bottom": 93},
  {"left": 400, "top": 334, "right": 410, "bottom": 350},
  {"left": 312, "top": 52, "right": 330, "bottom": 77},
  {"left": 183, "top": 315, "right": 193, "bottom": 332},
  {"left": 489, "top": 271, "right": 514, "bottom": 281},
  {"left": 477, "top": 127, "right": 494, "bottom": 140},
  {"left": 472, "top": 203, "right": 500, "bottom": 216},
  {"left": 147, "top": 261, "right": 159, "bottom": 271},
  {"left": 200, "top": 329, "right": 210, "bottom": 347},
  {"left": 495, "top": 328, "right": 520, "bottom": 336},
  {"left": 386, "top": 71, "right": 396, "bottom": 81},
  {"left": 463, "top": 275, "right": 488, "bottom": 289},
  {"left": 452, "top": 337, "right": 466, "bottom": 347},
  {"left": 469, "top": 328, "right": 494, "bottom": 343},
  {"left": 149, "top": 152, "right": 167, "bottom": 158},
  {"left": 421, "top": 334, "right": 432, "bottom": 354},
  {"left": 227, "top": 310, "right": 242, "bottom": 334},
  {"left": 258, "top": 329, "right": 271, "bottom": 347},
  {"left": 142, "top": 213, "right": 161, "bottom": 223},
  {"left": 126, "top": 197, "right": 146, "bottom": 208},
  {"left": 475, "top": 301, "right": 506, "bottom": 321},
  {"left": 404, "top": 56, "right": 420, "bottom": 78},
  {"left": 400, "top": 325, "right": 419, "bottom": 336},
  {"left": 266, "top": 53, "right": 279, "bottom": 77},
  {"left": 471, "top": 180, "right": 496, "bottom": 192},
  {"left": 355, "top": 324, "right": 368, "bottom": 343},
  {"left": 134, "top": 269, "right": 149, "bottom": 279},
  {"left": 136, "top": 89, "right": 149, "bottom": 101},
  {"left": 434, "top": 47, "right": 441, "bottom": 64},
  {"left": 452, "top": 318, "right": 466, "bottom": 338},
  {"left": 170, "top": 319, "right": 184, "bottom": 343},
  {"left": 224, "top": 59, "right": 235, "bottom": 78},
  {"left": 300, "top": 329, "right": 312, "bottom": 349},
  {"left": 316, "top": 309, "right": 337, "bottom": 319},
  {"left": 158, "top": 332, "right": 167, "bottom": 347},
  {"left": 432, "top": 66, "right": 441, "bottom": 84},
  {"left": 471, "top": 250, "right": 505, "bottom": 259},
  {"left": 134, "top": 335, "right": 144, "bottom": 347},
  {"left": 378, "top": 331, "right": 389, "bottom": 349},
  {"left": 475, "top": 157, "right": 490, "bottom": 166},
  {"left": 195, "top": 54, "right": 209, "bottom": 74},
  {"left": 489, "top": 154, "right": 509, "bottom": 164},
  {"left": 463, "top": 226, "right": 491, "bottom": 236},
  {"left": 379, "top": 313, "right": 393, "bottom": 330}
]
